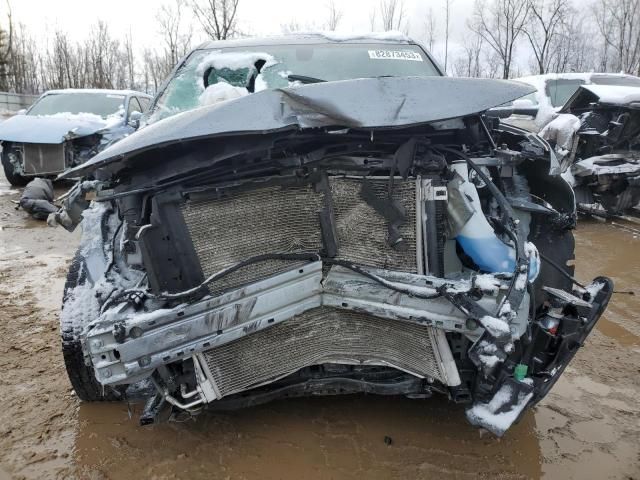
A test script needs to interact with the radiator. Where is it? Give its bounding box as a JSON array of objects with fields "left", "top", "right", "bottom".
[
  {"left": 22, "top": 143, "right": 66, "bottom": 175},
  {"left": 180, "top": 177, "right": 417, "bottom": 293},
  {"left": 200, "top": 307, "right": 447, "bottom": 398}
]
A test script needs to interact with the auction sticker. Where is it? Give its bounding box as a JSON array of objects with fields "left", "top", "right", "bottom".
[{"left": 368, "top": 50, "right": 423, "bottom": 61}]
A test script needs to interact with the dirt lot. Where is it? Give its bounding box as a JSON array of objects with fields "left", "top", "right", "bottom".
[{"left": 0, "top": 173, "right": 638, "bottom": 480}]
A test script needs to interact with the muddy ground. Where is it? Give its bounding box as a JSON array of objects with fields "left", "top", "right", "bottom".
[{"left": 0, "top": 173, "right": 638, "bottom": 480}]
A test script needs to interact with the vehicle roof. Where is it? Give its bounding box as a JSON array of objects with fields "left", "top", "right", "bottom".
[
  {"left": 517, "top": 72, "right": 640, "bottom": 86},
  {"left": 578, "top": 84, "right": 640, "bottom": 105},
  {"left": 193, "top": 32, "right": 414, "bottom": 51},
  {"left": 43, "top": 88, "right": 152, "bottom": 98}
]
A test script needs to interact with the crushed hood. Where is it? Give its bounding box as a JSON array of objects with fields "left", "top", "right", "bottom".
[
  {"left": 62, "top": 76, "right": 534, "bottom": 179},
  {"left": 0, "top": 113, "right": 114, "bottom": 144}
]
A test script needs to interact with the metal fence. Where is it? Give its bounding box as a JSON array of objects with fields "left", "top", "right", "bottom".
[{"left": 0, "top": 91, "right": 39, "bottom": 113}]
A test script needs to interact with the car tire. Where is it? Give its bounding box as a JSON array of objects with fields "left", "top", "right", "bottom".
[
  {"left": 61, "top": 251, "right": 124, "bottom": 401},
  {"left": 1, "top": 148, "right": 28, "bottom": 186}
]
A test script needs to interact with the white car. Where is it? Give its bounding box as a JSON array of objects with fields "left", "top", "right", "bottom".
[{"left": 494, "top": 72, "right": 640, "bottom": 132}]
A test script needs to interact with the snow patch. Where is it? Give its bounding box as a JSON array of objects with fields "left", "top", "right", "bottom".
[
  {"left": 584, "top": 280, "right": 605, "bottom": 301},
  {"left": 466, "top": 384, "right": 533, "bottom": 436},
  {"left": 581, "top": 84, "right": 640, "bottom": 105},
  {"left": 478, "top": 354, "right": 500, "bottom": 368},
  {"left": 514, "top": 272, "right": 528, "bottom": 291},
  {"left": 474, "top": 274, "right": 501, "bottom": 293},
  {"left": 480, "top": 315, "right": 510, "bottom": 337},
  {"left": 540, "top": 113, "right": 580, "bottom": 151},
  {"left": 300, "top": 30, "right": 411, "bottom": 43},
  {"left": 196, "top": 51, "right": 277, "bottom": 81},
  {"left": 199, "top": 82, "right": 249, "bottom": 106},
  {"left": 78, "top": 202, "right": 109, "bottom": 257}
]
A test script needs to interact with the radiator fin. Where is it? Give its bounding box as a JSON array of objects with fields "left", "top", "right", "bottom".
[
  {"left": 180, "top": 177, "right": 417, "bottom": 293},
  {"left": 201, "top": 307, "right": 445, "bottom": 398}
]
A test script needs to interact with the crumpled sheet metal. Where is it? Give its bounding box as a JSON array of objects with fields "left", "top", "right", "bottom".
[{"left": 62, "top": 76, "right": 535, "bottom": 179}]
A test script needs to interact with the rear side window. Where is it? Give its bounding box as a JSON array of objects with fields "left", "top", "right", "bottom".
[
  {"left": 545, "top": 79, "right": 585, "bottom": 107},
  {"left": 138, "top": 97, "right": 151, "bottom": 112}
]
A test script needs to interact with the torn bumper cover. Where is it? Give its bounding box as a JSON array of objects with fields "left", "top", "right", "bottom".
[{"left": 84, "top": 260, "right": 611, "bottom": 435}]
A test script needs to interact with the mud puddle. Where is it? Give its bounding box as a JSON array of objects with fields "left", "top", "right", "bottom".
[{"left": 0, "top": 175, "right": 638, "bottom": 479}]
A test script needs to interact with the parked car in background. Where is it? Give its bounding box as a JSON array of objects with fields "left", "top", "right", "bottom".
[
  {"left": 0, "top": 89, "right": 152, "bottom": 186},
  {"left": 492, "top": 73, "right": 640, "bottom": 132},
  {"left": 56, "top": 34, "right": 612, "bottom": 437}
]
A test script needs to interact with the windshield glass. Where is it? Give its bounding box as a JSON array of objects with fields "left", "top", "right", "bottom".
[
  {"left": 28, "top": 92, "right": 126, "bottom": 118},
  {"left": 151, "top": 43, "right": 440, "bottom": 122},
  {"left": 590, "top": 75, "right": 640, "bottom": 87}
]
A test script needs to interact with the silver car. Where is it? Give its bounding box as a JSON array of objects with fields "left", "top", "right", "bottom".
[{"left": 0, "top": 88, "right": 151, "bottom": 185}]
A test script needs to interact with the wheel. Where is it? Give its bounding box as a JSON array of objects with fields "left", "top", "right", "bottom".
[
  {"left": 60, "top": 251, "right": 124, "bottom": 401},
  {"left": 1, "top": 145, "right": 28, "bottom": 186}
]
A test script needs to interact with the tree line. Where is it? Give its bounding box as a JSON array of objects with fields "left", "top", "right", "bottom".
[{"left": 0, "top": 0, "right": 638, "bottom": 95}]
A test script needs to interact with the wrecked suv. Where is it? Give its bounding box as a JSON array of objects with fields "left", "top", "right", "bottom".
[{"left": 58, "top": 35, "right": 613, "bottom": 436}]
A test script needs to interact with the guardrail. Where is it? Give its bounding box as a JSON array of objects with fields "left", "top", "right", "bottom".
[{"left": 0, "top": 91, "right": 39, "bottom": 112}]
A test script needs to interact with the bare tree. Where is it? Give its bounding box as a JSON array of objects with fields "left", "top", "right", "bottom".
[
  {"left": 550, "top": 13, "right": 594, "bottom": 73},
  {"left": 453, "top": 30, "right": 485, "bottom": 77},
  {"left": 522, "top": 0, "right": 570, "bottom": 74},
  {"left": 124, "top": 30, "right": 136, "bottom": 89},
  {"left": 379, "top": 0, "right": 405, "bottom": 31},
  {"left": 424, "top": 7, "right": 437, "bottom": 53},
  {"left": 469, "top": 0, "right": 530, "bottom": 79},
  {"left": 191, "top": 0, "right": 239, "bottom": 40},
  {"left": 369, "top": 7, "right": 377, "bottom": 30},
  {"left": 280, "top": 19, "right": 302, "bottom": 34},
  {"left": 443, "top": 0, "right": 453, "bottom": 72},
  {"left": 594, "top": 0, "right": 640, "bottom": 74},
  {"left": 8, "top": 23, "right": 40, "bottom": 93},
  {"left": 0, "top": 1, "right": 13, "bottom": 91},
  {"left": 157, "top": 0, "right": 192, "bottom": 68},
  {"left": 324, "top": 0, "right": 343, "bottom": 30}
]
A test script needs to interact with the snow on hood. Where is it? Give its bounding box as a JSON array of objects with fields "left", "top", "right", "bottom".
[
  {"left": 577, "top": 84, "right": 640, "bottom": 105},
  {"left": 62, "top": 76, "right": 535, "bottom": 179},
  {"left": 0, "top": 111, "right": 123, "bottom": 144}
]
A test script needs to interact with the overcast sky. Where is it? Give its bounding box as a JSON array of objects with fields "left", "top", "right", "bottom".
[{"left": 10, "top": 0, "right": 527, "bottom": 71}]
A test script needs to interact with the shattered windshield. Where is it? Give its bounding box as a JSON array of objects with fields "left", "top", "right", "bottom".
[
  {"left": 28, "top": 92, "right": 126, "bottom": 118},
  {"left": 150, "top": 43, "right": 440, "bottom": 122}
]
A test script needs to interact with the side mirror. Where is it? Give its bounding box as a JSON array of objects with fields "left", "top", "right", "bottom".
[
  {"left": 128, "top": 110, "right": 143, "bottom": 129},
  {"left": 511, "top": 99, "right": 538, "bottom": 117}
]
